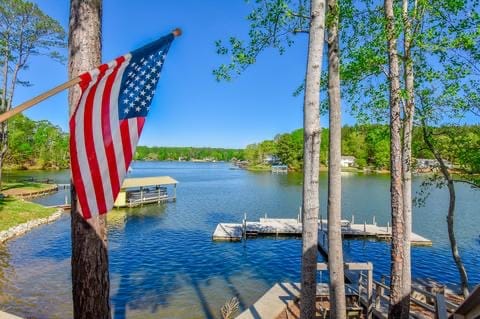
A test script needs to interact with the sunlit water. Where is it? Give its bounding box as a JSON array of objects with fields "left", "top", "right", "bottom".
[{"left": 0, "top": 162, "right": 478, "bottom": 318}]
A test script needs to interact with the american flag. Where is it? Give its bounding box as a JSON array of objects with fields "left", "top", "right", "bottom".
[{"left": 70, "top": 33, "right": 174, "bottom": 219}]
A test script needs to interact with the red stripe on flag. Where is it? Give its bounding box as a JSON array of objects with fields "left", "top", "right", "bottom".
[
  {"left": 70, "top": 114, "right": 92, "bottom": 220},
  {"left": 119, "top": 119, "right": 133, "bottom": 172},
  {"left": 137, "top": 117, "right": 145, "bottom": 136},
  {"left": 101, "top": 57, "right": 126, "bottom": 202},
  {"left": 83, "top": 64, "right": 110, "bottom": 214}
]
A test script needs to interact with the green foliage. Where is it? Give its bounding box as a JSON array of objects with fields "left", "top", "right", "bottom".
[
  {"left": 7, "top": 114, "right": 69, "bottom": 169},
  {"left": 134, "top": 146, "right": 244, "bottom": 162},
  {"left": 213, "top": 0, "right": 309, "bottom": 81},
  {"left": 248, "top": 124, "right": 479, "bottom": 171}
]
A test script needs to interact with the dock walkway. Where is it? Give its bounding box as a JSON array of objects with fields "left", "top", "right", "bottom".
[{"left": 213, "top": 217, "right": 432, "bottom": 245}]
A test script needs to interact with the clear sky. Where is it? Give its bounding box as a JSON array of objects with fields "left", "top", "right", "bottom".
[{"left": 17, "top": 0, "right": 359, "bottom": 149}]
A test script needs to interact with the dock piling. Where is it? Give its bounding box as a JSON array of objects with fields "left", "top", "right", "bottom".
[
  {"left": 242, "top": 213, "right": 247, "bottom": 242},
  {"left": 352, "top": 214, "right": 355, "bottom": 224}
]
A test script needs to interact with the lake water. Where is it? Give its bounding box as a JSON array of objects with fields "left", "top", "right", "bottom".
[{"left": 0, "top": 161, "right": 478, "bottom": 318}]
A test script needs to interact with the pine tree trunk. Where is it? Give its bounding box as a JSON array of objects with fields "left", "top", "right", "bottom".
[
  {"left": 326, "top": 1, "right": 346, "bottom": 318},
  {"left": 300, "top": 1, "right": 326, "bottom": 318},
  {"left": 68, "top": 1, "right": 110, "bottom": 318},
  {"left": 385, "top": 0, "right": 408, "bottom": 318},
  {"left": 401, "top": 0, "right": 413, "bottom": 311},
  {"left": 421, "top": 123, "right": 470, "bottom": 297}
]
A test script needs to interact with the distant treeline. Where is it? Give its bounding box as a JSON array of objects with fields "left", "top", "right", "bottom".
[
  {"left": 134, "top": 146, "right": 245, "bottom": 161},
  {"left": 246, "top": 124, "right": 480, "bottom": 171},
  {"left": 7, "top": 114, "right": 69, "bottom": 169}
]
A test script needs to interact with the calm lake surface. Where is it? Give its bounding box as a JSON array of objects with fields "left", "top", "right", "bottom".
[{"left": 0, "top": 161, "right": 479, "bottom": 318}]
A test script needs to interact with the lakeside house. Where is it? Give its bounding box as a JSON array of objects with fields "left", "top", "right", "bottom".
[
  {"left": 263, "top": 154, "right": 280, "bottom": 165},
  {"left": 415, "top": 158, "right": 453, "bottom": 170},
  {"left": 340, "top": 156, "right": 356, "bottom": 167}
]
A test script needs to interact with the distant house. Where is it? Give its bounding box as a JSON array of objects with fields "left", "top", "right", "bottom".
[
  {"left": 340, "top": 156, "right": 356, "bottom": 167},
  {"left": 415, "top": 158, "right": 453, "bottom": 170},
  {"left": 263, "top": 154, "right": 280, "bottom": 165}
]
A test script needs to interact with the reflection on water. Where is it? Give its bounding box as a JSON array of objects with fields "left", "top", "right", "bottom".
[{"left": 0, "top": 162, "right": 478, "bottom": 318}]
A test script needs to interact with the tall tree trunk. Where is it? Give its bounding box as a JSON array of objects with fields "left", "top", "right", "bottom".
[
  {"left": 326, "top": 1, "right": 346, "bottom": 318},
  {"left": 68, "top": 1, "right": 110, "bottom": 318},
  {"left": 385, "top": 0, "right": 408, "bottom": 318},
  {"left": 401, "top": 0, "right": 413, "bottom": 312},
  {"left": 421, "top": 123, "right": 470, "bottom": 297},
  {"left": 300, "top": 0, "right": 326, "bottom": 318}
]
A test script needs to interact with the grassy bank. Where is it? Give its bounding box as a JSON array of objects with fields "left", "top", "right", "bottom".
[
  {"left": 2, "top": 181, "right": 55, "bottom": 197},
  {"left": 0, "top": 197, "right": 56, "bottom": 231}
]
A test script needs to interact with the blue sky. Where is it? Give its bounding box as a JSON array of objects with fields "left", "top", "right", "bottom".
[{"left": 17, "top": 0, "right": 359, "bottom": 149}]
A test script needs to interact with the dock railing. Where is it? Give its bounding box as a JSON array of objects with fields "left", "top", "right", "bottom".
[
  {"left": 317, "top": 262, "right": 373, "bottom": 319},
  {"left": 357, "top": 273, "right": 455, "bottom": 319}
]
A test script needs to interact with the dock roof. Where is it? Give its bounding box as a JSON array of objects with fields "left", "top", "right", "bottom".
[{"left": 121, "top": 176, "right": 178, "bottom": 188}]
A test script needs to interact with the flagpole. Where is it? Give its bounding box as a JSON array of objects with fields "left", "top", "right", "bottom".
[
  {"left": 0, "top": 77, "right": 81, "bottom": 123},
  {"left": 0, "top": 28, "right": 181, "bottom": 124}
]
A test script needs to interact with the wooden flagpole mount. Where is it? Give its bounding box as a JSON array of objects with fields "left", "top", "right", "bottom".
[{"left": 0, "top": 76, "right": 81, "bottom": 124}]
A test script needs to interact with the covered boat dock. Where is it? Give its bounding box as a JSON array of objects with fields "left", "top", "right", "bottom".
[{"left": 113, "top": 176, "right": 178, "bottom": 208}]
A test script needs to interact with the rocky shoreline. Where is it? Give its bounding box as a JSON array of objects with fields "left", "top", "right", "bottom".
[{"left": 0, "top": 210, "right": 64, "bottom": 243}]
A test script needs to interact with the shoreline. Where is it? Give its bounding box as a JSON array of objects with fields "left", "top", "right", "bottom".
[{"left": 0, "top": 210, "right": 64, "bottom": 244}]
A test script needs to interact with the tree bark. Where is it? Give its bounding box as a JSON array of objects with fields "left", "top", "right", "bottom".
[
  {"left": 326, "top": 1, "right": 346, "bottom": 318},
  {"left": 384, "top": 0, "right": 408, "bottom": 318},
  {"left": 300, "top": 1, "right": 326, "bottom": 318},
  {"left": 421, "top": 122, "right": 470, "bottom": 297},
  {"left": 68, "top": 0, "right": 110, "bottom": 318},
  {"left": 401, "top": 0, "right": 413, "bottom": 312}
]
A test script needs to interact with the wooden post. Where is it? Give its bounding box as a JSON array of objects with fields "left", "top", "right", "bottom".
[
  {"left": 358, "top": 272, "right": 363, "bottom": 300},
  {"left": 375, "top": 283, "right": 382, "bottom": 309},
  {"left": 173, "top": 184, "right": 177, "bottom": 201},
  {"left": 434, "top": 293, "right": 448, "bottom": 319},
  {"left": 242, "top": 213, "right": 247, "bottom": 242},
  {"left": 367, "top": 263, "right": 373, "bottom": 319},
  {"left": 351, "top": 214, "right": 355, "bottom": 224}
]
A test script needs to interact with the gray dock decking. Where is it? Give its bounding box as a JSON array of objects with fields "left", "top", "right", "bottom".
[{"left": 212, "top": 217, "right": 432, "bottom": 245}]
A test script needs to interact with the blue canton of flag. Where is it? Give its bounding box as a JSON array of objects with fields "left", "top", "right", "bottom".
[{"left": 118, "top": 34, "right": 174, "bottom": 119}]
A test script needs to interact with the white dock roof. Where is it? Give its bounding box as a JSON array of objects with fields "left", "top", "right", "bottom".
[{"left": 121, "top": 176, "right": 178, "bottom": 188}]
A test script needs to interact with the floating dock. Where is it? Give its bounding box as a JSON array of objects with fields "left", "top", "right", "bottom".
[{"left": 212, "top": 217, "right": 432, "bottom": 246}]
